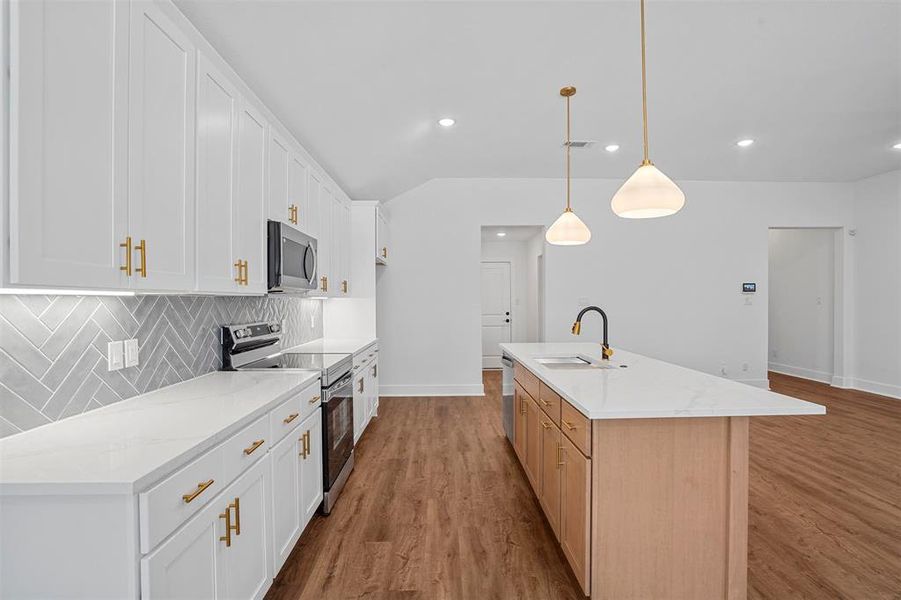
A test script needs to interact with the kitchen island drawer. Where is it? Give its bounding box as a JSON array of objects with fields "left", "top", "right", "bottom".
[
  {"left": 561, "top": 400, "right": 591, "bottom": 457},
  {"left": 139, "top": 445, "right": 225, "bottom": 554},
  {"left": 514, "top": 361, "right": 539, "bottom": 400},
  {"left": 538, "top": 382, "right": 562, "bottom": 426}
]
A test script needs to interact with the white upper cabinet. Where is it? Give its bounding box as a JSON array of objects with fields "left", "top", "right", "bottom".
[
  {"left": 128, "top": 0, "right": 196, "bottom": 291},
  {"left": 288, "top": 153, "right": 311, "bottom": 235},
  {"left": 235, "top": 102, "right": 268, "bottom": 294},
  {"left": 195, "top": 53, "right": 239, "bottom": 294},
  {"left": 9, "top": 0, "right": 129, "bottom": 289},
  {"left": 316, "top": 185, "right": 334, "bottom": 295},
  {"left": 267, "top": 129, "right": 290, "bottom": 226},
  {"left": 331, "top": 196, "right": 352, "bottom": 296},
  {"left": 376, "top": 207, "right": 390, "bottom": 265}
]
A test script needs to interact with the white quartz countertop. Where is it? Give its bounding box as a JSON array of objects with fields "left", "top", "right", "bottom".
[
  {"left": 288, "top": 337, "right": 377, "bottom": 355},
  {"left": 501, "top": 343, "right": 825, "bottom": 420},
  {"left": 0, "top": 370, "right": 320, "bottom": 496}
]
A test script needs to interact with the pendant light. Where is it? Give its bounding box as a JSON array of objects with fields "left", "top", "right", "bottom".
[
  {"left": 611, "top": 0, "right": 685, "bottom": 219},
  {"left": 547, "top": 86, "right": 591, "bottom": 245}
]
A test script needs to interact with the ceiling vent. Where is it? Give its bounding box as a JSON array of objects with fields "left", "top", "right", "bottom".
[{"left": 564, "top": 140, "right": 596, "bottom": 149}]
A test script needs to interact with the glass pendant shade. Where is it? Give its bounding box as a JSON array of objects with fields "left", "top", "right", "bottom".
[
  {"left": 546, "top": 209, "right": 591, "bottom": 245},
  {"left": 610, "top": 162, "right": 685, "bottom": 219}
]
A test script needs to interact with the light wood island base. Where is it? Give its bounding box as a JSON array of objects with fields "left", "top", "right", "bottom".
[{"left": 590, "top": 416, "right": 748, "bottom": 600}]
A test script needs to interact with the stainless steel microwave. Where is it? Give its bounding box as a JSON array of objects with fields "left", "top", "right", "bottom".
[{"left": 267, "top": 220, "right": 317, "bottom": 293}]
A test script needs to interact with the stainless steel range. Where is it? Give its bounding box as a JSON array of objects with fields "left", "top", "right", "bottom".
[{"left": 221, "top": 322, "right": 355, "bottom": 515}]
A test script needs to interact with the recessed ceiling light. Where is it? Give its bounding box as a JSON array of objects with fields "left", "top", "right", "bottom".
[
  {"left": 892, "top": 141, "right": 901, "bottom": 150},
  {"left": 438, "top": 118, "right": 455, "bottom": 127},
  {"left": 604, "top": 144, "right": 620, "bottom": 153},
  {"left": 496, "top": 232, "right": 507, "bottom": 237},
  {"left": 736, "top": 139, "right": 755, "bottom": 148}
]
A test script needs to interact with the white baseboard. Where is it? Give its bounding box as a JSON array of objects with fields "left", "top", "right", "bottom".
[
  {"left": 379, "top": 383, "right": 485, "bottom": 397},
  {"left": 846, "top": 377, "right": 901, "bottom": 401},
  {"left": 831, "top": 375, "right": 853, "bottom": 389},
  {"left": 768, "top": 362, "right": 833, "bottom": 384}
]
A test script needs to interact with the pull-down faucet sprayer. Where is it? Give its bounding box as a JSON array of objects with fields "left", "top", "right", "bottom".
[{"left": 571, "top": 306, "right": 614, "bottom": 360}]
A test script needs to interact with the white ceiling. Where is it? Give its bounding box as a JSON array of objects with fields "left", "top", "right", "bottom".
[{"left": 175, "top": 0, "right": 901, "bottom": 200}]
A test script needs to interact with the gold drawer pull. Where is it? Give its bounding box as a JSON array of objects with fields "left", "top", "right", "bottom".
[
  {"left": 234, "top": 260, "right": 243, "bottom": 284},
  {"left": 243, "top": 439, "right": 265, "bottom": 455},
  {"left": 299, "top": 431, "right": 310, "bottom": 459},
  {"left": 557, "top": 445, "right": 565, "bottom": 467},
  {"left": 382, "top": 247, "right": 388, "bottom": 259},
  {"left": 342, "top": 280, "right": 348, "bottom": 294},
  {"left": 230, "top": 497, "right": 240, "bottom": 536},
  {"left": 321, "top": 276, "right": 328, "bottom": 292},
  {"left": 283, "top": 412, "right": 299, "bottom": 424},
  {"left": 541, "top": 399, "right": 551, "bottom": 407},
  {"left": 309, "top": 395, "right": 321, "bottom": 404},
  {"left": 183, "top": 479, "right": 214, "bottom": 503},
  {"left": 562, "top": 420, "right": 577, "bottom": 431},
  {"left": 135, "top": 239, "right": 147, "bottom": 278}
]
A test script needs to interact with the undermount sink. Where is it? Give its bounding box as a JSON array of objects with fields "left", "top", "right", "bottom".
[{"left": 534, "top": 355, "right": 618, "bottom": 369}]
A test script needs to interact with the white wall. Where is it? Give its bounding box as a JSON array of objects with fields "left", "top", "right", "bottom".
[
  {"left": 768, "top": 228, "right": 837, "bottom": 383},
  {"left": 851, "top": 170, "right": 901, "bottom": 398},
  {"left": 377, "top": 177, "right": 855, "bottom": 396}
]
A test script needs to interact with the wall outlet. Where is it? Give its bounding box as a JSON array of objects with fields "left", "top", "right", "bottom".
[
  {"left": 108, "top": 341, "right": 124, "bottom": 371},
  {"left": 125, "top": 339, "right": 139, "bottom": 368}
]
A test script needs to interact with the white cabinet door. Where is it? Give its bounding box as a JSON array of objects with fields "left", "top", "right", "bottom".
[
  {"left": 288, "top": 152, "right": 310, "bottom": 235},
  {"left": 376, "top": 208, "right": 389, "bottom": 264},
  {"left": 298, "top": 410, "right": 323, "bottom": 528},
  {"left": 128, "top": 0, "right": 196, "bottom": 291},
  {"left": 333, "top": 197, "right": 351, "bottom": 296},
  {"left": 352, "top": 369, "right": 365, "bottom": 443},
  {"left": 9, "top": 0, "right": 129, "bottom": 289},
  {"left": 235, "top": 102, "right": 267, "bottom": 294},
  {"left": 269, "top": 428, "right": 301, "bottom": 572},
  {"left": 368, "top": 359, "right": 379, "bottom": 421},
  {"left": 267, "top": 130, "right": 290, "bottom": 224},
  {"left": 306, "top": 170, "right": 322, "bottom": 242},
  {"left": 141, "top": 487, "right": 227, "bottom": 600},
  {"left": 329, "top": 197, "right": 343, "bottom": 297},
  {"left": 195, "top": 52, "right": 239, "bottom": 294},
  {"left": 317, "top": 185, "right": 334, "bottom": 295},
  {"left": 223, "top": 457, "right": 272, "bottom": 600}
]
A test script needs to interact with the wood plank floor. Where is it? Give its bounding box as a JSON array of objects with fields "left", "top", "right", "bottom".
[{"left": 266, "top": 370, "right": 901, "bottom": 600}]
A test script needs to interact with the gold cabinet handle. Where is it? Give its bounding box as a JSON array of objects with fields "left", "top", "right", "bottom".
[
  {"left": 119, "top": 236, "right": 132, "bottom": 275},
  {"left": 304, "top": 430, "right": 310, "bottom": 456},
  {"left": 371, "top": 365, "right": 377, "bottom": 377},
  {"left": 283, "top": 412, "right": 299, "bottom": 424},
  {"left": 135, "top": 239, "right": 147, "bottom": 278},
  {"left": 183, "top": 479, "right": 214, "bottom": 503},
  {"left": 562, "top": 420, "right": 576, "bottom": 431},
  {"left": 219, "top": 506, "right": 232, "bottom": 547},
  {"left": 557, "top": 444, "right": 565, "bottom": 467},
  {"left": 230, "top": 497, "right": 240, "bottom": 536},
  {"left": 234, "top": 259, "right": 243, "bottom": 284},
  {"left": 309, "top": 395, "right": 320, "bottom": 404},
  {"left": 321, "top": 275, "right": 328, "bottom": 292},
  {"left": 381, "top": 246, "right": 388, "bottom": 259},
  {"left": 289, "top": 204, "right": 298, "bottom": 224},
  {"left": 242, "top": 260, "right": 249, "bottom": 285},
  {"left": 358, "top": 378, "right": 364, "bottom": 393},
  {"left": 541, "top": 399, "right": 551, "bottom": 407},
  {"left": 243, "top": 439, "right": 265, "bottom": 455},
  {"left": 342, "top": 279, "right": 348, "bottom": 294}
]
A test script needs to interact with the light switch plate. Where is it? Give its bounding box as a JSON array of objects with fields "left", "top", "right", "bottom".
[
  {"left": 108, "top": 341, "right": 124, "bottom": 371},
  {"left": 125, "top": 339, "right": 139, "bottom": 368}
]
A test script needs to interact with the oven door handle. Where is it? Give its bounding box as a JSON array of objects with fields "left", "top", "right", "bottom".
[{"left": 323, "top": 372, "right": 354, "bottom": 402}]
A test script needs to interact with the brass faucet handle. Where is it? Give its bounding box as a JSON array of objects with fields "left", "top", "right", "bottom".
[
  {"left": 571, "top": 321, "right": 582, "bottom": 335},
  {"left": 602, "top": 345, "right": 614, "bottom": 359}
]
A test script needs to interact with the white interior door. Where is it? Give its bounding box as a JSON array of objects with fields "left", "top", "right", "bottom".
[{"left": 481, "top": 261, "right": 512, "bottom": 369}]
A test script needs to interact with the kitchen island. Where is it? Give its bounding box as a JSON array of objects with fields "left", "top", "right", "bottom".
[{"left": 500, "top": 342, "right": 825, "bottom": 600}]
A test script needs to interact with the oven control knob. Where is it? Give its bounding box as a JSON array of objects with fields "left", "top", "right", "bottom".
[
  {"left": 234, "top": 329, "right": 244, "bottom": 339},
  {"left": 242, "top": 328, "right": 252, "bottom": 338},
  {"left": 269, "top": 323, "right": 281, "bottom": 333}
]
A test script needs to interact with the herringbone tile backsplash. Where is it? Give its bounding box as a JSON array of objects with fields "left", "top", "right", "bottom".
[{"left": 0, "top": 294, "right": 322, "bottom": 438}]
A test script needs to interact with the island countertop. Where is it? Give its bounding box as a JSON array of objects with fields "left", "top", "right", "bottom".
[{"left": 500, "top": 342, "right": 825, "bottom": 420}]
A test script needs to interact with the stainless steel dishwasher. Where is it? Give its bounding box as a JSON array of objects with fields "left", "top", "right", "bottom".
[{"left": 501, "top": 354, "right": 515, "bottom": 443}]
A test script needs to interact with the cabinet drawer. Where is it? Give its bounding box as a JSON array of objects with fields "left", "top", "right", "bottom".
[
  {"left": 269, "top": 380, "right": 320, "bottom": 446},
  {"left": 222, "top": 414, "right": 269, "bottom": 485},
  {"left": 538, "top": 382, "right": 562, "bottom": 426},
  {"left": 139, "top": 445, "right": 225, "bottom": 554},
  {"left": 514, "top": 361, "right": 539, "bottom": 400},
  {"left": 353, "top": 343, "right": 378, "bottom": 370},
  {"left": 561, "top": 401, "right": 592, "bottom": 458}
]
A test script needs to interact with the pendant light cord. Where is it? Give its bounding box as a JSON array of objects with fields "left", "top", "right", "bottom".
[
  {"left": 640, "top": 0, "right": 650, "bottom": 165},
  {"left": 565, "top": 94, "right": 572, "bottom": 211}
]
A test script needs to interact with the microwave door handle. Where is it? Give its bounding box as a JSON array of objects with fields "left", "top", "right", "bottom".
[{"left": 306, "top": 243, "right": 317, "bottom": 286}]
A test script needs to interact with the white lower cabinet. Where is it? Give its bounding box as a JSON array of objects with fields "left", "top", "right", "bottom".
[
  {"left": 270, "top": 428, "right": 302, "bottom": 571},
  {"left": 142, "top": 455, "right": 270, "bottom": 600},
  {"left": 352, "top": 352, "right": 379, "bottom": 443},
  {"left": 298, "top": 410, "right": 324, "bottom": 526}
]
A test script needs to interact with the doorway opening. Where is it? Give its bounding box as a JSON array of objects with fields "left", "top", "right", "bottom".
[
  {"left": 768, "top": 228, "right": 842, "bottom": 384},
  {"left": 480, "top": 226, "right": 545, "bottom": 369}
]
